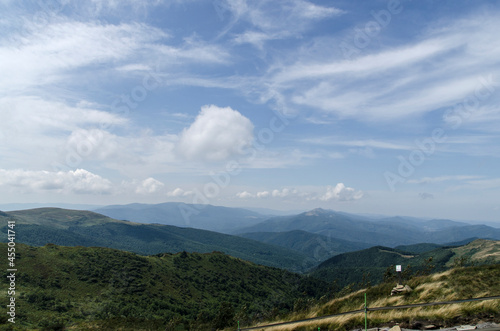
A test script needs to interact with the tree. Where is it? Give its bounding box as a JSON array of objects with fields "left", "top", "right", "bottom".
[{"left": 213, "top": 301, "right": 235, "bottom": 330}]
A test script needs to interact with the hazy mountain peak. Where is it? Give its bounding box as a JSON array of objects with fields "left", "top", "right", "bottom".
[{"left": 304, "top": 208, "right": 332, "bottom": 216}]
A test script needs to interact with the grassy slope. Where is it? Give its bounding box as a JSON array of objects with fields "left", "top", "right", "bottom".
[
  {"left": 447, "top": 238, "right": 500, "bottom": 267},
  {"left": 309, "top": 240, "right": 500, "bottom": 288},
  {"left": 247, "top": 264, "right": 500, "bottom": 331},
  {"left": 0, "top": 208, "right": 313, "bottom": 272},
  {"left": 0, "top": 243, "right": 327, "bottom": 330}
]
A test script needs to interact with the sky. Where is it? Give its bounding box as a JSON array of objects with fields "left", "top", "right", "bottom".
[{"left": 0, "top": 0, "right": 499, "bottom": 222}]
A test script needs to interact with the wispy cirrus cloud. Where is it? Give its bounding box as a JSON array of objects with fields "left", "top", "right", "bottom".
[
  {"left": 408, "top": 175, "right": 483, "bottom": 185},
  {"left": 219, "top": 0, "right": 343, "bottom": 48},
  {"left": 299, "top": 137, "right": 411, "bottom": 150},
  {"left": 267, "top": 11, "right": 500, "bottom": 123},
  {"left": 0, "top": 21, "right": 167, "bottom": 93}
]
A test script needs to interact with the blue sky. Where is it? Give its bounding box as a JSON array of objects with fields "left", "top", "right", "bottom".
[{"left": 0, "top": 0, "right": 499, "bottom": 222}]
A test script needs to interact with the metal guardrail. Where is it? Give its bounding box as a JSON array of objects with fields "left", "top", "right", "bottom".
[{"left": 240, "top": 295, "right": 500, "bottom": 330}]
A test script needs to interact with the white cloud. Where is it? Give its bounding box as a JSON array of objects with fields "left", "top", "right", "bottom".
[
  {"left": 135, "top": 177, "right": 164, "bottom": 194},
  {"left": 167, "top": 187, "right": 194, "bottom": 197},
  {"left": 0, "top": 17, "right": 231, "bottom": 98},
  {"left": 0, "top": 96, "right": 127, "bottom": 134},
  {"left": 236, "top": 191, "right": 254, "bottom": 198},
  {"left": 226, "top": 0, "right": 343, "bottom": 47},
  {"left": 236, "top": 188, "right": 297, "bottom": 199},
  {"left": 446, "top": 177, "right": 500, "bottom": 192},
  {"left": 319, "top": 183, "right": 363, "bottom": 202},
  {"left": 234, "top": 31, "right": 277, "bottom": 49},
  {"left": 0, "top": 94, "right": 128, "bottom": 172},
  {"left": 235, "top": 185, "right": 364, "bottom": 202},
  {"left": 0, "top": 168, "right": 112, "bottom": 194},
  {"left": 158, "top": 36, "right": 230, "bottom": 64},
  {"left": 407, "top": 175, "right": 483, "bottom": 185},
  {"left": 269, "top": 12, "right": 500, "bottom": 122},
  {"left": 272, "top": 188, "right": 292, "bottom": 197},
  {"left": 177, "top": 105, "right": 254, "bottom": 161},
  {"left": 256, "top": 191, "right": 270, "bottom": 198},
  {"left": 300, "top": 137, "right": 410, "bottom": 150},
  {"left": 63, "top": 128, "right": 178, "bottom": 173},
  {"left": 0, "top": 20, "right": 166, "bottom": 93},
  {"left": 276, "top": 37, "right": 452, "bottom": 83}
]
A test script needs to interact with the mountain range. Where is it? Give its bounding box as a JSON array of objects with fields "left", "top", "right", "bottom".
[
  {"left": 236, "top": 208, "right": 500, "bottom": 247},
  {"left": 92, "top": 203, "right": 500, "bottom": 253},
  {"left": 2, "top": 204, "right": 500, "bottom": 269},
  {"left": 0, "top": 208, "right": 313, "bottom": 272},
  {"left": 1, "top": 204, "right": 500, "bottom": 329},
  {"left": 93, "top": 202, "right": 268, "bottom": 234}
]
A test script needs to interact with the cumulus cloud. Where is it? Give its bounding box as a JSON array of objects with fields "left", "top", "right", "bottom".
[
  {"left": 319, "top": 183, "right": 363, "bottom": 201},
  {"left": 167, "top": 187, "right": 194, "bottom": 197},
  {"left": 0, "top": 168, "right": 112, "bottom": 194},
  {"left": 272, "top": 188, "right": 293, "bottom": 197},
  {"left": 235, "top": 184, "right": 364, "bottom": 202},
  {"left": 236, "top": 189, "right": 294, "bottom": 199},
  {"left": 0, "top": 96, "right": 130, "bottom": 170},
  {"left": 236, "top": 191, "right": 254, "bottom": 198},
  {"left": 256, "top": 191, "right": 270, "bottom": 198},
  {"left": 177, "top": 105, "right": 254, "bottom": 161},
  {"left": 135, "top": 177, "right": 164, "bottom": 194}
]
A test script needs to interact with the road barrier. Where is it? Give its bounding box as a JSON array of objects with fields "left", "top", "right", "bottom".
[{"left": 239, "top": 295, "right": 500, "bottom": 330}]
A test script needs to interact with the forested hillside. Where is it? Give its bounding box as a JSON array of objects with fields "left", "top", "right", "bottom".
[
  {"left": 0, "top": 208, "right": 314, "bottom": 272},
  {"left": 0, "top": 243, "right": 327, "bottom": 330}
]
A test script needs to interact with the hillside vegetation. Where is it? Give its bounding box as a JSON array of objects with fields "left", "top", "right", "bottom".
[
  {"left": 309, "top": 239, "right": 500, "bottom": 289},
  {"left": 247, "top": 264, "right": 500, "bottom": 331},
  {"left": 238, "top": 230, "right": 370, "bottom": 262},
  {"left": 0, "top": 243, "right": 327, "bottom": 330},
  {"left": 0, "top": 208, "right": 313, "bottom": 272}
]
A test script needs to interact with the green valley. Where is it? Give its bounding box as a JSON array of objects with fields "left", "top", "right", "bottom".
[{"left": 0, "top": 243, "right": 327, "bottom": 330}]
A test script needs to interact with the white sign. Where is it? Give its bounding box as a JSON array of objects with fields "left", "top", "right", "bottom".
[{"left": 396, "top": 265, "right": 402, "bottom": 272}]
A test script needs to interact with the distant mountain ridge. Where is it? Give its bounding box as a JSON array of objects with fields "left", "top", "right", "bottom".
[
  {"left": 3, "top": 207, "right": 130, "bottom": 228},
  {"left": 237, "top": 208, "right": 500, "bottom": 247},
  {"left": 2, "top": 205, "right": 499, "bottom": 271},
  {"left": 0, "top": 208, "right": 313, "bottom": 272},
  {"left": 94, "top": 202, "right": 268, "bottom": 234}
]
